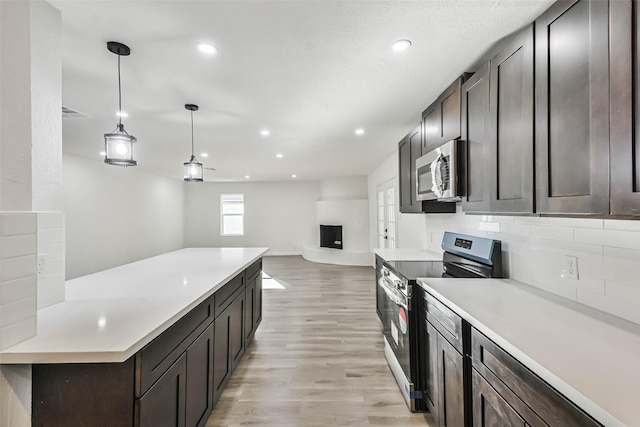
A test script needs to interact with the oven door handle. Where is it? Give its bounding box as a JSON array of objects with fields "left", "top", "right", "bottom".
[{"left": 379, "top": 277, "right": 408, "bottom": 311}]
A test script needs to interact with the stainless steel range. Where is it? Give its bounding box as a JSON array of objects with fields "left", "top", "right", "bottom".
[{"left": 377, "top": 232, "right": 502, "bottom": 411}]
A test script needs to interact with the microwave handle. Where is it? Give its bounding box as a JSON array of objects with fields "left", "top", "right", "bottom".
[{"left": 431, "top": 154, "right": 444, "bottom": 198}]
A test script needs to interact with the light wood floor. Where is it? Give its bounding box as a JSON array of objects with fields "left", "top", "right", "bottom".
[{"left": 205, "top": 256, "right": 433, "bottom": 426}]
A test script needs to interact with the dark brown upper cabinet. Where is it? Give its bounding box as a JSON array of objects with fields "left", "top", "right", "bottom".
[
  {"left": 489, "top": 24, "right": 535, "bottom": 214},
  {"left": 422, "top": 104, "right": 440, "bottom": 154},
  {"left": 399, "top": 124, "right": 423, "bottom": 213},
  {"left": 461, "top": 63, "right": 491, "bottom": 213},
  {"left": 399, "top": 124, "right": 456, "bottom": 214},
  {"left": 422, "top": 75, "right": 469, "bottom": 154},
  {"left": 534, "top": 0, "right": 610, "bottom": 215},
  {"left": 610, "top": 0, "right": 640, "bottom": 216}
]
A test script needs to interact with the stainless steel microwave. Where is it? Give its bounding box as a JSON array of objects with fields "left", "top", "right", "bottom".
[{"left": 416, "top": 139, "right": 460, "bottom": 201}]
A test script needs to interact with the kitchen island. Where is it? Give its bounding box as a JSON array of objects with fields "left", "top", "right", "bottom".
[
  {"left": 0, "top": 247, "right": 268, "bottom": 427},
  {"left": 418, "top": 277, "right": 640, "bottom": 427}
]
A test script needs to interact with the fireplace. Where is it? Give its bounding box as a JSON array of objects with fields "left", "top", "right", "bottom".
[{"left": 320, "top": 225, "right": 343, "bottom": 250}]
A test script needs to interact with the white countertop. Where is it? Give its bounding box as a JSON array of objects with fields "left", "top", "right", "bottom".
[
  {"left": 0, "top": 247, "right": 268, "bottom": 364},
  {"left": 374, "top": 248, "right": 442, "bottom": 262},
  {"left": 417, "top": 277, "right": 640, "bottom": 427}
]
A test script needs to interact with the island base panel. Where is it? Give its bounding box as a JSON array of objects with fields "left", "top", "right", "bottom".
[{"left": 33, "top": 358, "right": 135, "bottom": 427}]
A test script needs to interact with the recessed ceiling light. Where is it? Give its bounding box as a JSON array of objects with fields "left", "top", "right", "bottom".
[
  {"left": 392, "top": 39, "right": 412, "bottom": 52},
  {"left": 197, "top": 43, "right": 218, "bottom": 55},
  {"left": 201, "top": 152, "right": 209, "bottom": 158},
  {"left": 276, "top": 153, "right": 283, "bottom": 159},
  {"left": 245, "top": 175, "right": 250, "bottom": 179},
  {"left": 291, "top": 174, "right": 297, "bottom": 178},
  {"left": 355, "top": 128, "right": 365, "bottom": 135},
  {"left": 260, "top": 129, "right": 270, "bottom": 136},
  {"left": 99, "top": 151, "right": 106, "bottom": 156},
  {"left": 116, "top": 111, "right": 128, "bottom": 118}
]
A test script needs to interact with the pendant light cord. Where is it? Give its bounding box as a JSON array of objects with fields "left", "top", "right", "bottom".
[
  {"left": 191, "top": 110, "right": 195, "bottom": 157},
  {"left": 117, "top": 54, "right": 123, "bottom": 129}
]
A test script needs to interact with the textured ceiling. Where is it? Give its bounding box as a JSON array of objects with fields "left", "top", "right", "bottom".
[{"left": 51, "top": 0, "right": 555, "bottom": 182}]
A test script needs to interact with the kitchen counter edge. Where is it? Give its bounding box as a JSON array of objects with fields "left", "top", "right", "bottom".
[
  {"left": 0, "top": 247, "right": 269, "bottom": 364},
  {"left": 417, "top": 277, "right": 639, "bottom": 427}
]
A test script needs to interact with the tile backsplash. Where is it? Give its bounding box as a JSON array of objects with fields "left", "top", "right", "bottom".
[
  {"left": 0, "top": 213, "right": 37, "bottom": 350},
  {"left": 36, "top": 212, "right": 65, "bottom": 309},
  {"left": 420, "top": 206, "right": 640, "bottom": 325},
  {"left": 0, "top": 212, "right": 65, "bottom": 350}
]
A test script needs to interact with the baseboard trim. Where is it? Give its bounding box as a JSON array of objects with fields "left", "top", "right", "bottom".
[{"left": 264, "top": 251, "right": 302, "bottom": 256}]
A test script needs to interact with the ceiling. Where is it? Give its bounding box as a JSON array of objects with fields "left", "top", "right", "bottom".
[{"left": 51, "top": 0, "right": 555, "bottom": 182}]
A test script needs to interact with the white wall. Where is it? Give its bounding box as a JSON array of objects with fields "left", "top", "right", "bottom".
[
  {"left": 63, "top": 154, "right": 185, "bottom": 279},
  {"left": 318, "top": 176, "right": 369, "bottom": 251},
  {"left": 0, "top": 0, "right": 32, "bottom": 212},
  {"left": 316, "top": 200, "right": 369, "bottom": 251},
  {"left": 320, "top": 176, "right": 368, "bottom": 200},
  {"left": 184, "top": 181, "right": 320, "bottom": 254},
  {"left": 30, "top": 0, "right": 62, "bottom": 212},
  {"left": 367, "top": 152, "right": 428, "bottom": 251}
]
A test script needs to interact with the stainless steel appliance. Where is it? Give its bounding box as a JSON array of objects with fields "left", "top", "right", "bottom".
[
  {"left": 416, "top": 139, "right": 461, "bottom": 201},
  {"left": 377, "top": 232, "right": 502, "bottom": 411}
]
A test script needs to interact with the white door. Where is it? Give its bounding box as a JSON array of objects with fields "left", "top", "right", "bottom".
[{"left": 377, "top": 179, "right": 397, "bottom": 249}]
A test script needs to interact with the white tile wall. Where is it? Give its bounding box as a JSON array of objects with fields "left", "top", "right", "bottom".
[
  {"left": 0, "top": 212, "right": 65, "bottom": 349},
  {"left": 36, "top": 212, "right": 65, "bottom": 309},
  {"left": 419, "top": 206, "right": 640, "bottom": 325},
  {"left": 0, "top": 213, "right": 37, "bottom": 350}
]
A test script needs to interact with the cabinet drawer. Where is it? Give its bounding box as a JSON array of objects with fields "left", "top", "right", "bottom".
[
  {"left": 245, "top": 258, "right": 262, "bottom": 281},
  {"left": 136, "top": 294, "right": 214, "bottom": 397},
  {"left": 424, "top": 292, "right": 463, "bottom": 353},
  {"left": 214, "top": 272, "right": 245, "bottom": 318},
  {"left": 136, "top": 353, "right": 187, "bottom": 427},
  {"left": 471, "top": 328, "right": 601, "bottom": 427}
]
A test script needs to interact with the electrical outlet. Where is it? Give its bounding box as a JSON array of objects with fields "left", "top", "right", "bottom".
[
  {"left": 37, "top": 253, "right": 47, "bottom": 278},
  {"left": 562, "top": 255, "right": 579, "bottom": 280}
]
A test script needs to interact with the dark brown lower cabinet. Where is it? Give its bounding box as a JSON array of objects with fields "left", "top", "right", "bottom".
[
  {"left": 137, "top": 354, "right": 187, "bottom": 427},
  {"left": 230, "top": 291, "right": 246, "bottom": 371},
  {"left": 471, "top": 328, "right": 601, "bottom": 427},
  {"left": 32, "top": 259, "right": 263, "bottom": 427},
  {"left": 424, "top": 318, "right": 466, "bottom": 427},
  {"left": 213, "top": 303, "right": 232, "bottom": 405},
  {"left": 186, "top": 324, "right": 214, "bottom": 427},
  {"left": 33, "top": 359, "right": 135, "bottom": 426},
  {"left": 139, "top": 324, "right": 215, "bottom": 427},
  {"left": 213, "top": 288, "right": 245, "bottom": 405},
  {"left": 244, "top": 268, "right": 262, "bottom": 343},
  {"left": 423, "top": 294, "right": 603, "bottom": 427},
  {"left": 472, "top": 369, "right": 527, "bottom": 427},
  {"left": 375, "top": 256, "right": 384, "bottom": 320},
  {"left": 423, "top": 321, "right": 439, "bottom": 415},
  {"left": 245, "top": 275, "right": 256, "bottom": 341},
  {"left": 438, "top": 335, "right": 465, "bottom": 427},
  {"left": 254, "top": 270, "right": 262, "bottom": 327}
]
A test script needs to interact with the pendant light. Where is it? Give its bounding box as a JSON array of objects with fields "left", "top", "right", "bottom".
[
  {"left": 103, "top": 41, "right": 137, "bottom": 166},
  {"left": 184, "top": 104, "right": 203, "bottom": 182}
]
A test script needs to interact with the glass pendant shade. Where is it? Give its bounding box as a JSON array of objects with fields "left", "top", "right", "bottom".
[
  {"left": 184, "top": 155, "right": 203, "bottom": 182},
  {"left": 104, "top": 124, "right": 137, "bottom": 166},
  {"left": 183, "top": 103, "right": 204, "bottom": 182},
  {"left": 104, "top": 41, "right": 137, "bottom": 167}
]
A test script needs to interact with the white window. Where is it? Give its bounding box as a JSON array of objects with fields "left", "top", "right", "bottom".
[{"left": 221, "top": 194, "right": 244, "bottom": 236}]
